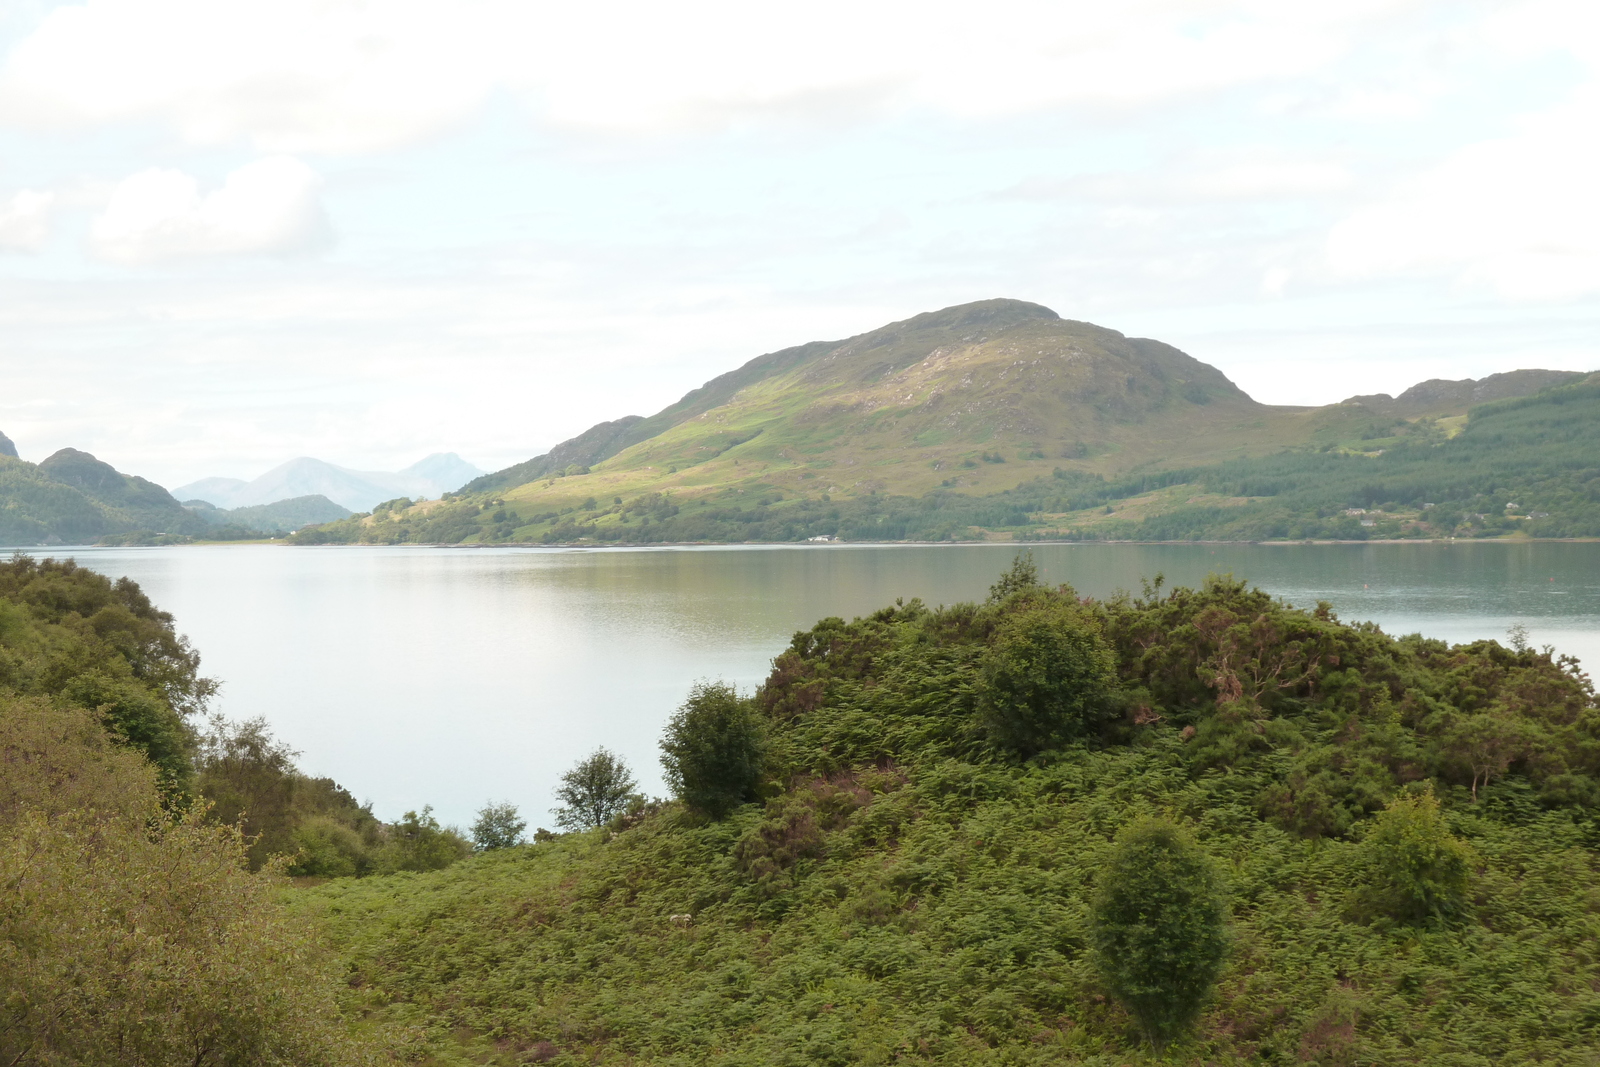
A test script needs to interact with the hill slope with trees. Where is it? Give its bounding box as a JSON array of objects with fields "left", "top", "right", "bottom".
[{"left": 295, "top": 559, "right": 1600, "bottom": 1065}]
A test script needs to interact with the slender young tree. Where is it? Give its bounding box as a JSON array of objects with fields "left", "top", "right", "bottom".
[
  {"left": 552, "top": 749, "right": 637, "bottom": 831},
  {"left": 1090, "top": 817, "right": 1228, "bottom": 1052}
]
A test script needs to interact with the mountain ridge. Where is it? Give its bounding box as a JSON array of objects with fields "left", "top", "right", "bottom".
[{"left": 296, "top": 298, "right": 1595, "bottom": 546}]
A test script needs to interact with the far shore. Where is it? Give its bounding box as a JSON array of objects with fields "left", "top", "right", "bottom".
[{"left": 27, "top": 534, "right": 1600, "bottom": 551}]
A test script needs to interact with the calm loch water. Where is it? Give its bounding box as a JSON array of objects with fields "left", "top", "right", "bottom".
[{"left": 57, "top": 541, "right": 1600, "bottom": 827}]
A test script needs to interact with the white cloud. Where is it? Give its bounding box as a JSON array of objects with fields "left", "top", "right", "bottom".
[
  {"left": 0, "top": 188, "right": 53, "bottom": 250},
  {"left": 0, "top": 0, "right": 1460, "bottom": 151},
  {"left": 1327, "top": 85, "right": 1600, "bottom": 300},
  {"left": 90, "top": 156, "right": 330, "bottom": 264}
]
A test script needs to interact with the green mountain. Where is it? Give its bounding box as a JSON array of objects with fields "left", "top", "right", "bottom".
[
  {"left": 294, "top": 299, "right": 1593, "bottom": 545},
  {"left": 0, "top": 447, "right": 210, "bottom": 545}
]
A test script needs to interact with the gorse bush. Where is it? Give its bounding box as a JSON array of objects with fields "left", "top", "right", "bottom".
[
  {"left": 1089, "top": 817, "right": 1228, "bottom": 1051},
  {"left": 661, "top": 682, "right": 768, "bottom": 819}
]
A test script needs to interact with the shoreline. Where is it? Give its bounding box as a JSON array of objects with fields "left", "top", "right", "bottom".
[{"left": 26, "top": 535, "right": 1600, "bottom": 551}]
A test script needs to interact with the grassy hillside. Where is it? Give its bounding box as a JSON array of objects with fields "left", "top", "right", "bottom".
[
  {"left": 295, "top": 565, "right": 1600, "bottom": 1065},
  {"left": 297, "top": 367, "right": 1600, "bottom": 546},
  {"left": 296, "top": 299, "right": 1590, "bottom": 546}
]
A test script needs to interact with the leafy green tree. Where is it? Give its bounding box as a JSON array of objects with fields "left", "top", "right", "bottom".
[
  {"left": 978, "top": 601, "right": 1117, "bottom": 756},
  {"left": 987, "top": 551, "right": 1041, "bottom": 601},
  {"left": 1355, "top": 787, "right": 1475, "bottom": 926},
  {"left": 472, "top": 800, "right": 528, "bottom": 850},
  {"left": 1090, "top": 817, "right": 1229, "bottom": 1052},
  {"left": 196, "top": 715, "right": 382, "bottom": 874},
  {"left": 375, "top": 806, "right": 471, "bottom": 873},
  {"left": 554, "top": 748, "right": 638, "bottom": 831},
  {"left": 660, "top": 682, "right": 767, "bottom": 819}
]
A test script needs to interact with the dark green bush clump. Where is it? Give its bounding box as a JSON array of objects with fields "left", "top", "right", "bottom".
[
  {"left": 978, "top": 600, "right": 1117, "bottom": 756},
  {"left": 661, "top": 681, "right": 768, "bottom": 818},
  {"left": 1090, "top": 817, "right": 1228, "bottom": 1051}
]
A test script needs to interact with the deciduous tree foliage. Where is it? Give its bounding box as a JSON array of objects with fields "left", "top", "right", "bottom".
[
  {"left": 554, "top": 748, "right": 638, "bottom": 831},
  {"left": 0, "top": 697, "right": 367, "bottom": 1065},
  {"left": 472, "top": 800, "right": 528, "bottom": 850},
  {"left": 0, "top": 554, "right": 214, "bottom": 790},
  {"left": 661, "top": 682, "right": 767, "bottom": 819}
]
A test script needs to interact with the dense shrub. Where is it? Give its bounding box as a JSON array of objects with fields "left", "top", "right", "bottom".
[
  {"left": 1354, "top": 787, "right": 1475, "bottom": 926},
  {"left": 0, "top": 696, "right": 366, "bottom": 1064},
  {"left": 977, "top": 600, "right": 1118, "bottom": 756},
  {"left": 1090, "top": 817, "right": 1228, "bottom": 1051},
  {"left": 661, "top": 681, "right": 768, "bottom": 818}
]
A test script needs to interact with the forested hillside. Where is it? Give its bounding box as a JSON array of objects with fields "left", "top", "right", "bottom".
[
  {"left": 297, "top": 560, "right": 1600, "bottom": 1065},
  {"left": 0, "top": 447, "right": 209, "bottom": 544}
]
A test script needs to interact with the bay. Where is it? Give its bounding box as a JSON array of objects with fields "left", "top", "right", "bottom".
[{"left": 55, "top": 540, "right": 1600, "bottom": 828}]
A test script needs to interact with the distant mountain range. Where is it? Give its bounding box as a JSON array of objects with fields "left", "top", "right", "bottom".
[
  {"left": 0, "top": 443, "right": 482, "bottom": 545},
  {"left": 294, "top": 297, "right": 1595, "bottom": 546},
  {"left": 176, "top": 453, "right": 483, "bottom": 513}
]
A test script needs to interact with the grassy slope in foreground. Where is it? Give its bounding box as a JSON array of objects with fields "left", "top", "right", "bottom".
[{"left": 296, "top": 573, "right": 1600, "bottom": 1065}]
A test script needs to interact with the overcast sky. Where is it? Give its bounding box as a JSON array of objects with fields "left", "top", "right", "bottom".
[{"left": 0, "top": 0, "right": 1596, "bottom": 487}]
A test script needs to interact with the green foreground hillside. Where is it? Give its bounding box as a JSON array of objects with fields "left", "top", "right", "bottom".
[
  {"left": 292, "top": 563, "right": 1600, "bottom": 1066},
  {"left": 3, "top": 553, "right": 1599, "bottom": 1063}
]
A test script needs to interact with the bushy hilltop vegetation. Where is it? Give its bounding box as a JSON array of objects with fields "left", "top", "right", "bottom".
[
  {"left": 298, "top": 368, "right": 1600, "bottom": 546},
  {"left": 290, "top": 299, "right": 1595, "bottom": 546},
  {"left": 297, "top": 558, "right": 1600, "bottom": 1066},
  {"left": 5, "top": 551, "right": 1597, "bottom": 1064}
]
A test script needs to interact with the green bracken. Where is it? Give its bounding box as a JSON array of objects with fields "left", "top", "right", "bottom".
[{"left": 292, "top": 565, "right": 1600, "bottom": 1065}]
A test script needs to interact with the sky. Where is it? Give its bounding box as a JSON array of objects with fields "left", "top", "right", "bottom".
[{"left": 0, "top": 0, "right": 1597, "bottom": 488}]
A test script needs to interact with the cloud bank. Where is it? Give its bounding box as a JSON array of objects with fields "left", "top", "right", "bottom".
[{"left": 90, "top": 156, "right": 330, "bottom": 264}]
